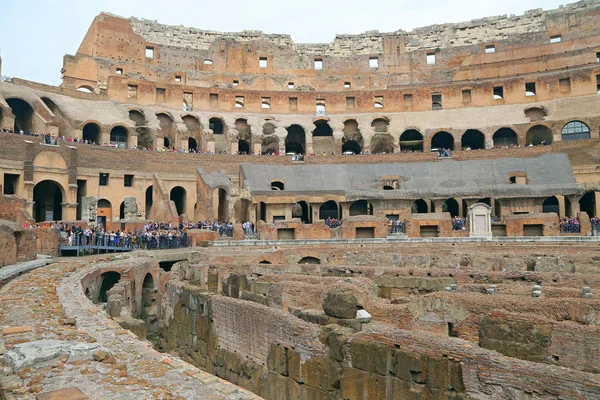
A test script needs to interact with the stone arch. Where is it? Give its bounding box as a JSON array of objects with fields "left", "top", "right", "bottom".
[
  {"left": 77, "top": 85, "right": 94, "bottom": 93},
  {"left": 412, "top": 199, "right": 428, "bottom": 214},
  {"left": 342, "top": 119, "right": 363, "bottom": 154},
  {"left": 99, "top": 271, "right": 121, "bottom": 302},
  {"left": 442, "top": 198, "right": 459, "bottom": 217},
  {"left": 299, "top": 256, "right": 321, "bottom": 265},
  {"left": 285, "top": 125, "right": 305, "bottom": 154},
  {"left": 235, "top": 118, "right": 252, "bottom": 154},
  {"left": 349, "top": 200, "right": 373, "bottom": 216},
  {"left": 313, "top": 119, "right": 334, "bottom": 154},
  {"left": 431, "top": 131, "right": 455, "bottom": 150},
  {"left": 97, "top": 198, "right": 112, "bottom": 225},
  {"left": 293, "top": 201, "right": 312, "bottom": 223},
  {"left": 157, "top": 112, "right": 175, "bottom": 146},
  {"left": 6, "top": 98, "right": 34, "bottom": 132},
  {"left": 526, "top": 125, "right": 553, "bottom": 145},
  {"left": 182, "top": 114, "right": 202, "bottom": 150},
  {"left": 542, "top": 196, "right": 559, "bottom": 215},
  {"left": 141, "top": 273, "right": 155, "bottom": 319},
  {"left": 370, "top": 133, "right": 394, "bottom": 154},
  {"left": 319, "top": 200, "right": 339, "bottom": 220},
  {"left": 145, "top": 185, "right": 153, "bottom": 219},
  {"left": 561, "top": 120, "right": 591, "bottom": 141},
  {"left": 209, "top": 117, "right": 228, "bottom": 153},
  {"left": 371, "top": 117, "right": 389, "bottom": 133},
  {"left": 461, "top": 129, "right": 485, "bottom": 150},
  {"left": 170, "top": 186, "right": 187, "bottom": 216},
  {"left": 82, "top": 122, "right": 101, "bottom": 143},
  {"left": 493, "top": 128, "right": 518, "bottom": 147},
  {"left": 217, "top": 187, "right": 228, "bottom": 221},
  {"left": 128, "top": 109, "right": 146, "bottom": 126},
  {"left": 109, "top": 125, "right": 128, "bottom": 147},
  {"left": 32, "top": 180, "right": 64, "bottom": 222},
  {"left": 33, "top": 151, "right": 68, "bottom": 169},
  {"left": 400, "top": 129, "right": 424, "bottom": 152}
]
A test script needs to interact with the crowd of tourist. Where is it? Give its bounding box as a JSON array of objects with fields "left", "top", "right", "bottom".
[
  {"left": 559, "top": 216, "right": 581, "bottom": 233},
  {"left": 438, "top": 148, "right": 452, "bottom": 158},
  {"left": 452, "top": 217, "right": 467, "bottom": 230},
  {"left": 387, "top": 219, "right": 405, "bottom": 233},
  {"left": 325, "top": 217, "right": 342, "bottom": 228}
]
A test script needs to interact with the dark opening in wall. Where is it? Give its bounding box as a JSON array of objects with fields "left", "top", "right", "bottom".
[
  {"left": 493, "top": 86, "right": 504, "bottom": 99},
  {"left": 159, "top": 260, "right": 184, "bottom": 272}
]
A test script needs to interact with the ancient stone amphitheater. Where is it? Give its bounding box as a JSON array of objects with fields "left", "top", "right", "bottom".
[{"left": 1, "top": 1, "right": 600, "bottom": 399}]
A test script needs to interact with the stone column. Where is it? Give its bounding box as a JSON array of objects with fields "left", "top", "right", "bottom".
[
  {"left": 567, "top": 195, "right": 581, "bottom": 216},
  {"left": 432, "top": 200, "right": 445, "bottom": 214},
  {"left": 556, "top": 195, "right": 566, "bottom": 217}
]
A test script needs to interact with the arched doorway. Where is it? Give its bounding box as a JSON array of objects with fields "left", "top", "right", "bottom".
[
  {"left": 188, "top": 137, "right": 198, "bottom": 151},
  {"left": 141, "top": 273, "right": 155, "bottom": 319},
  {"left": 412, "top": 199, "right": 428, "bottom": 214},
  {"left": 157, "top": 113, "right": 175, "bottom": 148},
  {"left": 493, "top": 128, "right": 518, "bottom": 147},
  {"left": 119, "top": 201, "right": 125, "bottom": 220},
  {"left": 285, "top": 125, "right": 305, "bottom": 154},
  {"left": 526, "top": 125, "right": 553, "bottom": 145},
  {"left": 6, "top": 98, "right": 34, "bottom": 132},
  {"left": 312, "top": 120, "right": 334, "bottom": 155},
  {"left": 145, "top": 186, "right": 153, "bottom": 219},
  {"left": 82, "top": 123, "right": 101, "bottom": 143},
  {"left": 170, "top": 186, "right": 186, "bottom": 216},
  {"left": 292, "top": 201, "right": 311, "bottom": 223},
  {"left": 218, "top": 188, "right": 228, "bottom": 221},
  {"left": 542, "top": 196, "right": 559, "bottom": 215},
  {"left": 97, "top": 199, "right": 112, "bottom": 227},
  {"left": 442, "top": 198, "right": 459, "bottom": 217},
  {"left": 349, "top": 200, "right": 372, "bottom": 216},
  {"left": 110, "top": 126, "right": 128, "bottom": 148},
  {"left": 99, "top": 271, "right": 121, "bottom": 302},
  {"left": 313, "top": 120, "right": 333, "bottom": 135},
  {"left": 319, "top": 201, "right": 339, "bottom": 220},
  {"left": 183, "top": 115, "right": 202, "bottom": 150},
  {"left": 235, "top": 118, "right": 252, "bottom": 154},
  {"left": 461, "top": 129, "right": 485, "bottom": 150},
  {"left": 210, "top": 117, "right": 227, "bottom": 153},
  {"left": 342, "top": 119, "right": 363, "bottom": 154},
  {"left": 33, "top": 180, "right": 63, "bottom": 222},
  {"left": 579, "top": 192, "right": 596, "bottom": 217},
  {"left": 431, "top": 131, "right": 454, "bottom": 150},
  {"left": 400, "top": 130, "right": 424, "bottom": 152}
]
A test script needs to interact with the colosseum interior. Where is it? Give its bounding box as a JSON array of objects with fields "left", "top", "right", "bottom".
[{"left": 1, "top": 1, "right": 600, "bottom": 399}]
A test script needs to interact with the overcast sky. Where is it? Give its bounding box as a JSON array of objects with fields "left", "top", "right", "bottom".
[{"left": 0, "top": 0, "right": 568, "bottom": 85}]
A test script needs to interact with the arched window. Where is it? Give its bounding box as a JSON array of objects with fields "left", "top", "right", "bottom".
[
  {"left": 271, "top": 181, "right": 284, "bottom": 190},
  {"left": 561, "top": 121, "right": 590, "bottom": 141}
]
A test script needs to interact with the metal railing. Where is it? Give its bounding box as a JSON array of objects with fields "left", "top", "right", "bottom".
[
  {"left": 60, "top": 232, "right": 192, "bottom": 251},
  {"left": 559, "top": 223, "right": 581, "bottom": 233}
]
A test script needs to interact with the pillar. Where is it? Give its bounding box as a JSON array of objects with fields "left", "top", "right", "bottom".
[
  {"left": 567, "top": 195, "right": 581, "bottom": 216},
  {"left": 556, "top": 195, "right": 566, "bottom": 218}
]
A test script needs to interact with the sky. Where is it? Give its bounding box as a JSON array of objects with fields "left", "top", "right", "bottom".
[{"left": 0, "top": 0, "right": 569, "bottom": 85}]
